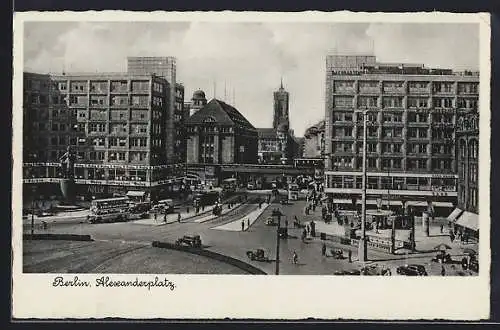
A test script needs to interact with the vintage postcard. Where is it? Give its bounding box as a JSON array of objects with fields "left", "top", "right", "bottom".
[{"left": 12, "top": 11, "right": 491, "bottom": 320}]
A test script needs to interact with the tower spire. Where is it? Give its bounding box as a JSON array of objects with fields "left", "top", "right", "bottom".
[{"left": 280, "top": 77, "right": 283, "bottom": 89}]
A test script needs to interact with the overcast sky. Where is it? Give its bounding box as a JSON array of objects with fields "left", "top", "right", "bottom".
[{"left": 23, "top": 22, "right": 479, "bottom": 136}]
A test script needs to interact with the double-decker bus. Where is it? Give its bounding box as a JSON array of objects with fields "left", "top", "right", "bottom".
[
  {"left": 288, "top": 183, "right": 300, "bottom": 201},
  {"left": 88, "top": 197, "right": 130, "bottom": 223},
  {"left": 221, "top": 178, "right": 237, "bottom": 192}
]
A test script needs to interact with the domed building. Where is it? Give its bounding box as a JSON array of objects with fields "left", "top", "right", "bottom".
[{"left": 189, "top": 89, "right": 208, "bottom": 117}]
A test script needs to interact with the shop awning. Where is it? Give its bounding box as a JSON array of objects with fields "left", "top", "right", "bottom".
[
  {"left": 126, "top": 191, "right": 146, "bottom": 197},
  {"left": 447, "top": 208, "right": 463, "bottom": 222},
  {"left": 455, "top": 211, "right": 479, "bottom": 231}
]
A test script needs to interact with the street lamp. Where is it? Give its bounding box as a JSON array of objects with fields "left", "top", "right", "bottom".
[
  {"left": 31, "top": 185, "right": 37, "bottom": 236},
  {"left": 272, "top": 208, "right": 283, "bottom": 275},
  {"left": 354, "top": 108, "right": 372, "bottom": 262}
]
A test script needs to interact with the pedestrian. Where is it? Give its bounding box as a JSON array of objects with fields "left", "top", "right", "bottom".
[
  {"left": 187, "top": 206, "right": 190, "bottom": 213},
  {"left": 348, "top": 250, "right": 352, "bottom": 263},
  {"left": 302, "top": 229, "right": 306, "bottom": 242},
  {"left": 247, "top": 218, "right": 250, "bottom": 229},
  {"left": 154, "top": 213, "right": 157, "bottom": 222},
  {"left": 241, "top": 220, "right": 245, "bottom": 231},
  {"left": 202, "top": 205, "right": 205, "bottom": 211},
  {"left": 177, "top": 213, "right": 181, "bottom": 223},
  {"left": 306, "top": 224, "right": 310, "bottom": 235},
  {"left": 322, "top": 243, "right": 326, "bottom": 256},
  {"left": 292, "top": 251, "right": 298, "bottom": 264},
  {"left": 440, "top": 224, "right": 444, "bottom": 233},
  {"left": 441, "top": 265, "right": 446, "bottom": 276},
  {"left": 164, "top": 213, "right": 167, "bottom": 223}
]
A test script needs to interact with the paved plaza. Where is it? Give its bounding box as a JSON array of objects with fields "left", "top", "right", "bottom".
[{"left": 22, "top": 192, "right": 478, "bottom": 276}]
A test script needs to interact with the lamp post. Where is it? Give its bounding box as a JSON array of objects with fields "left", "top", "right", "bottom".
[
  {"left": 354, "top": 109, "right": 370, "bottom": 262},
  {"left": 31, "top": 185, "right": 37, "bottom": 236},
  {"left": 272, "top": 208, "right": 282, "bottom": 275}
]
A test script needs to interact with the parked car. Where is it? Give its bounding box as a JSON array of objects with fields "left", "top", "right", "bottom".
[{"left": 396, "top": 264, "right": 428, "bottom": 276}]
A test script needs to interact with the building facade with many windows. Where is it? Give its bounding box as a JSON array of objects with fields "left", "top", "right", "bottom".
[
  {"left": 23, "top": 72, "right": 184, "bottom": 200},
  {"left": 448, "top": 111, "right": 479, "bottom": 236},
  {"left": 324, "top": 55, "right": 479, "bottom": 212}
]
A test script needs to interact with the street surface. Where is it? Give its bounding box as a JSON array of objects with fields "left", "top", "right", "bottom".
[{"left": 22, "top": 191, "right": 478, "bottom": 276}]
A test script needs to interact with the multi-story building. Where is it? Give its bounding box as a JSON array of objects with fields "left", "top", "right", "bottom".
[
  {"left": 448, "top": 111, "right": 479, "bottom": 237},
  {"left": 257, "top": 80, "right": 299, "bottom": 164},
  {"left": 22, "top": 72, "right": 184, "bottom": 201},
  {"left": 127, "top": 56, "right": 177, "bottom": 162},
  {"left": 185, "top": 97, "right": 258, "bottom": 187},
  {"left": 174, "top": 83, "right": 186, "bottom": 163},
  {"left": 324, "top": 55, "right": 479, "bottom": 213},
  {"left": 303, "top": 120, "right": 325, "bottom": 158}
]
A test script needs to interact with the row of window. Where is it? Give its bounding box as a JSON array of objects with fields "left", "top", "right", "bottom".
[
  {"left": 333, "top": 96, "right": 478, "bottom": 109},
  {"left": 57, "top": 80, "right": 155, "bottom": 93},
  {"left": 330, "top": 157, "right": 452, "bottom": 171},
  {"left": 332, "top": 142, "right": 453, "bottom": 154},
  {"left": 327, "top": 174, "right": 457, "bottom": 191},
  {"left": 333, "top": 81, "right": 478, "bottom": 94},
  {"left": 333, "top": 127, "right": 453, "bottom": 139}
]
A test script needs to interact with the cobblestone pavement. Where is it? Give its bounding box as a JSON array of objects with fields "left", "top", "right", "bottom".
[
  {"left": 22, "top": 192, "right": 479, "bottom": 276},
  {"left": 23, "top": 240, "right": 248, "bottom": 274}
]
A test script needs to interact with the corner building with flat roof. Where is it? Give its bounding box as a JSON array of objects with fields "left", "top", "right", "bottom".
[
  {"left": 323, "top": 55, "right": 479, "bottom": 214},
  {"left": 23, "top": 71, "right": 184, "bottom": 201}
]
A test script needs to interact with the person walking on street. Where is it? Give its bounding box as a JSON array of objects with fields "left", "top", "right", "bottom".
[
  {"left": 177, "top": 213, "right": 181, "bottom": 223},
  {"left": 247, "top": 218, "right": 250, "bottom": 229},
  {"left": 301, "top": 229, "right": 306, "bottom": 242},
  {"left": 187, "top": 206, "right": 190, "bottom": 214},
  {"left": 292, "top": 251, "right": 298, "bottom": 264},
  {"left": 322, "top": 243, "right": 326, "bottom": 256},
  {"left": 241, "top": 220, "right": 245, "bottom": 231},
  {"left": 441, "top": 265, "right": 446, "bottom": 276},
  {"left": 154, "top": 213, "right": 157, "bottom": 222},
  {"left": 348, "top": 250, "right": 352, "bottom": 263},
  {"left": 164, "top": 212, "right": 167, "bottom": 223}
]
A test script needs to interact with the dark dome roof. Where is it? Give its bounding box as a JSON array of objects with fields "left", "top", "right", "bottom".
[
  {"left": 193, "top": 90, "right": 206, "bottom": 99},
  {"left": 278, "top": 122, "right": 289, "bottom": 131}
]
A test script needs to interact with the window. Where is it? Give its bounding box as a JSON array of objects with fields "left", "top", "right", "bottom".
[
  {"left": 52, "top": 123, "right": 59, "bottom": 131},
  {"left": 90, "top": 95, "right": 107, "bottom": 106},
  {"left": 344, "top": 127, "right": 352, "bottom": 137},
  {"left": 368, "top": 143, "right": 377, "bottom": 153},
  {"left": 408, "top": 112, "right": 417, "bottom": 122},
  {"left": 418, "top": 144, "right": 427, "bottom": 154},
  {"left": 131, "top": 95, "right": 149, "bottom": 106},
  {"left": 382, "top": 159, "right": 391, "bottom": 169},
  {"left": 334, "top": 81, "right": 354, "bottom": 92},
  {"left": 394, "top": 128, "right": 402, "bottom": 137},
  {"left": 408, "top": 97, "right": 428, "bottom": 109},
  {"left": 131, "top": 124, "right": 147, "bottom": 134},
  {"left": 152, "top": 96, "right": 163, "bottom": 106},
  {"left": 433, "top": 98, "right": 453, "bottom": 108},
  {"left": 89, "top": 123, "right": 106, "bottom": 133},
  {"left": 110, "top": 110, "right": 128, "bottom": 121},
  {"left": 90, "top": 81, "right": 108, "bottom": 93},
  {"left": 70, "top": 95, "right": 88, "bottom": 106},
  {"left": 92, "top": 138, "right": 105, "bottom": 147},
  {"left": 418, "top": 128, "right": 428, "bottom": 138},
  {"left": 382, "top": 97, "right": 403, "bottom": 108},
  {"left": 76, "top": 123, "right": 86, "bottom": 132},
  {"left": 111, "top": 95, "right": 128, "bottom": 106},
  {"left": 358, "top": 96, "right": 378, "bottom": 108},
  {"left": 130, "top": 138, "right": 148, "bottom": 147},
  {"left": 131, "top": 81, "right": 150, "bottom": 92},
  {"left": 368, "top": 158, "right": 377, "bottom": 168},
  {"left": 333, "top": 96, "right": 353, "bottom": 108},
  {"left": 393, "top": 144, "right": 401, "bottom": 153},
  {"left": 110, "top": 123, "right": 127, "bottom": 134},
  {"left": 408, "top": 128, "right": 417, "bottom": 138},
  {"left": 153, "top": 82, "right": 163, "bottom": 93},
  {"left": 70, "top": 81, "right": 87, "bottom": 93},
  {"left": 130, "top": 152, "right": 147, "bottom": 162},
  {"left": 393, "top": 159, "right": 401, "bottom": 168},
  {"left": 111, "top": 81, "right": 128, "bottom": 92},
  {"left": 50, "top": 136, "right": 58, "bottom": 146},
  {"left": 58, "top": 82, "right": 67, "bottom": 91}
]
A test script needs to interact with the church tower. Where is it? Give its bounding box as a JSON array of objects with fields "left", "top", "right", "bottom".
[{"left": 273, "top": 78, "right": 290, "bottom": 130}]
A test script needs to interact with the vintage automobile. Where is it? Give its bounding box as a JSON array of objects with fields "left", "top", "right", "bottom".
[
  {"left": 246, "top": 249, "right": 269, "bottom": 262},
  {"left": 175, "top": 235, "right": 202, "bottom": 248},
  {"left": 265, "top": 217, "right": 277, "bottom": 226},
  {"left": 330, "top": 248, "right": 345, "bottom": 260},
  {"left": 396, "top": 264, "right": 428, "bottom": 276}
]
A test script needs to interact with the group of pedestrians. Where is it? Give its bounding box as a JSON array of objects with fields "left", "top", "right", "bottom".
[{"left": 241, "top": 218, "right": 251, "bottom": 231}]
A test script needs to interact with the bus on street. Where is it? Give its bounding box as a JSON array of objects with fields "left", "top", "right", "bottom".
[{"left": 88, "top": 197, "right": 130, "bottom": 223}]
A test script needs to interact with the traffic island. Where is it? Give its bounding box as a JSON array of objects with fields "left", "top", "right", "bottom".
[
  {"left": 23, "top": 233, "right": 93, "bottom": 241},
  {"left": 152, "top": 241, "right": 267, "bottom": 275}
]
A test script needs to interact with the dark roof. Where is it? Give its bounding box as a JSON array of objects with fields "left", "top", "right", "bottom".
[
  {"left": 257, "top": 128, "right": 278, "bottom": 139},
  {"left": 185, "top": 99, "right": 256, "bottom": 130}
]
